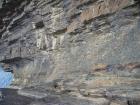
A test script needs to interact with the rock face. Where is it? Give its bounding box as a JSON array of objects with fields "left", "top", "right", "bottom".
[{"left": 0, "top": 0, "right": 140, "bottom": 105}]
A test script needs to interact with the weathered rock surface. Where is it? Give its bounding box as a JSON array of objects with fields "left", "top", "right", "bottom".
[{"left": 0, "top": 0, "right": 140, "bottom": 105}]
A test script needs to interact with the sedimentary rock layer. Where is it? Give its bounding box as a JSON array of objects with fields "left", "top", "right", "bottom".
[{"left": 0, "top": 0, "right": 140, "bottom": 105}]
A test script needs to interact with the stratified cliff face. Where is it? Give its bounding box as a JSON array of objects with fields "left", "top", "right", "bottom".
[{"left": 0, "top": 0, "right": 140, "bottom": 105}]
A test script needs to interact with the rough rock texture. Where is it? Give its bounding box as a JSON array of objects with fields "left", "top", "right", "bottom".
[{"left": 0, "top": 0, "right": 140, "bottom": 105}]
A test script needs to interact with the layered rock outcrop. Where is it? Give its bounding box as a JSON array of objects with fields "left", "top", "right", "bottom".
[{"left": 0, "top": 0, "right": 140, "bottom": 105}]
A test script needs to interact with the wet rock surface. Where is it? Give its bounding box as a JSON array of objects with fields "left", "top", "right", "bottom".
[
  {"left": 0, "top": 88, "right": 110, "bottom": 105},
  {"left": 0, "top": 89, "right": 34, "bottom": 105},
  {"left": 0, "top": 0, "right": 140, "bottom": 105}
]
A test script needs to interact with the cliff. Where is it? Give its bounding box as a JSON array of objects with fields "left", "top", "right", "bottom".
[{"left": 0, "top": 0, "right": 140, "bottom": 105}]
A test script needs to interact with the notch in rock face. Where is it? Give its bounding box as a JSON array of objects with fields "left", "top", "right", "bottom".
[{"left": 35, "top": 21, "right": 45, "bottom": 29}]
